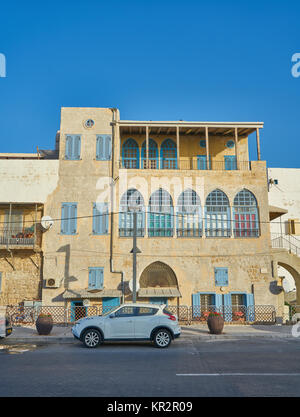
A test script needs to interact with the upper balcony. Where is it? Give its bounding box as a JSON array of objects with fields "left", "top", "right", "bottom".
[
  {"left": 116, "top": 120, "right": 264, "bottom": 172},
  {"left": 0, "top": 203, "right": 43, "bottom": 250}
]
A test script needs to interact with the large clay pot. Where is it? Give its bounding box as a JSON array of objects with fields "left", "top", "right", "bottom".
[
  {"left": 36, "top": 315, "right": 53, "bottom": 335},
  {"left": 207, "top": 315, "right": 224, "bottom": 335}
]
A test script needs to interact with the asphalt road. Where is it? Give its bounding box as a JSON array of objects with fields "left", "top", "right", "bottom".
[{"left": 1, "top": 337, "right": 300, "bottom": 397}]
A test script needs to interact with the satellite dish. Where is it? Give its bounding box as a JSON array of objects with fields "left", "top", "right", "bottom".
[
  {"left": 41, "top": 216, "right": 54, "bottom": 230},
  {"left": 282, "top": 278, "right": 296, "bottom": 293},
  {"left": 129, "top": 279, "right": 140, "bottom": 293}
]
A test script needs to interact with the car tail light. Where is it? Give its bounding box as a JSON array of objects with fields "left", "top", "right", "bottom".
[{"left": 164, "top": 312, "right": 176, "bottom": 321}]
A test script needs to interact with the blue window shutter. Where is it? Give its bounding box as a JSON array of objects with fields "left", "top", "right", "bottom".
[
  {"left": 246, "top": 293, "right": 254, "bottom": 307},
  {"left": 61, "top": 203, "right": 77, "bottom": 235},
  {"left": 73, "top": 136, "right": 81, "bottom": 160},
  {"left": 96, "top": 136, "right": 104, "bottom": 160},
  {"left": 95, "top": 268, "right": 104, "bottom": 289},
  {"left": 96, "top": 135, "right": 112, "bottom": 160},
  {"left": 89, "top": 268, "right": 104, "bottom": 289},
  {"left": 65, "top": 135, "right": 81, "bottom": 160},
  {"left": 61, "top": 204, "right": 70, "bottom": 234},
  {"left": 93, "top": 203, "right": 108, "bottom": 235},
  {"left": 65, "top": 136, "right": 73, "bottom": 160},
  {"left": 215, "top": 268, "right": 228, "bottom": 286},
  {"left": 69, "top": 204, "right": 77, "bottom": 234},
  {"left": 215, "top": 294, "right": 222, "bottom": 311},
  {"left": 105, "top": 135, "right": 112, "bottom": 160},
  {"left": 88, "top": 269, "right": 97, "bottom": 289},
  {"left": 192, "top": 293, "right": 201, "bottom": 318}
]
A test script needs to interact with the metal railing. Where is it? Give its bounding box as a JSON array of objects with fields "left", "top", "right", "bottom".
[
  {"left": 119, "top": 159, "right": 251, "bottom": 171},
  {"left": 271, "top": 234, "right": 300, "bottom": 257},
  {"left": 6, "top": 304, "right": 276, "bottom": 326}
]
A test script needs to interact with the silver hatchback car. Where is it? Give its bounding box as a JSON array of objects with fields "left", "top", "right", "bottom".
[{"left": 72, "top": 303, "right": 181, "bottom": 348}]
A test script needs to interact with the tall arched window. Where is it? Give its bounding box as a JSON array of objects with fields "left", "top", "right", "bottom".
[
  {"left": 160, "top": 139, "right": 177, "bottom": 169},
  {"left": 233, "top": 189, "right": 259, "bottom": 237},
  {"left": 205, "top": 189, "right": 231, "bottom": 237},
  {"left": 122, "top": 138, "right": 139, "bottom": 169},
  {"left": 148, "top": 189, "right": 174, "bottom": 237},
  {"left": 141, "top": 139, "right": 158, "bottom": 169},
  {"left": 119, "top": 189, "right": 145, "bottom": 236},
  {"left": 177, "top": 189, "right": 202, "bottom": 237}
]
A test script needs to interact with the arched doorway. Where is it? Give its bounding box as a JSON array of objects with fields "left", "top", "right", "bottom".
[{"left": 138, "top": 261, "right": 181, "bottom": 305}]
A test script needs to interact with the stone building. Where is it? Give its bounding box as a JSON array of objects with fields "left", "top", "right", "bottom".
[
  {"left": 1, "top": 107, "right": 292, "bottom": 320},
  {"left": 0, "top": 155, "right": 59, "bottom": 306},
  {"left": 37, "top": 107, "right": 281, "bottom": 318}
]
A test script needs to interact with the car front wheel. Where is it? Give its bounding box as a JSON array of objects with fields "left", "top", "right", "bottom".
[
  {"left": 153, "top": 329, "right": 172, "bottom": 348},
  {"left": 82, "top": 329, "right": 102, "bottom": 348}
]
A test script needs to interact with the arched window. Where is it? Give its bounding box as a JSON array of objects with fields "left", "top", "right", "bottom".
[
  {"left": 148, "top": 189, "right": 174, "bottom": 237},
  {"left": 122, "top": 138, "right": 139, "bottom": 169},
  {"left": 205, "top": 189, "right": 231, "bottom": 237},
  {"left": 177, "top": 189, "right": 202, "bottom": 237},
  {"left": 119, "top": 189, "right": 145, "bottom": 236},
  {"left": 160, "top": 139, "right": 177, "bottom": 169},
  {"left": 233, "top": 189, "right": 259, "bottom": 237},
  {"left": 141, "top": 139, "right": 158, "bottom": 169}
]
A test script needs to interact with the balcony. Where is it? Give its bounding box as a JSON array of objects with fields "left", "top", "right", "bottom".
[
  {"left": 0, "top": 203, "right": 43, "bottom": 250},
  {"left": 119, "top": 158, "right": 251, "bottom": 171}
]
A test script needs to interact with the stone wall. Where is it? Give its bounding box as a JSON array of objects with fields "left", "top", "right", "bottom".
[{"left": 0, "top": 251, "right": 42, "bottom": 305}]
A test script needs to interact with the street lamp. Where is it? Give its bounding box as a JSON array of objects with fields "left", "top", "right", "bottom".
[{"left": 128, "top": 204, "right": 141, "bottom": 303}]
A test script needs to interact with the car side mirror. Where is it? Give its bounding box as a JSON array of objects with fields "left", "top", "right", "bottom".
[{"left": 109, "top": 313, "right": 115, "bottom": 319}]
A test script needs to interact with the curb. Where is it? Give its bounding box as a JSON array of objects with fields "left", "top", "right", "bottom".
[{"left": 2, "top": 333, "right": 298, "bottom": 344}]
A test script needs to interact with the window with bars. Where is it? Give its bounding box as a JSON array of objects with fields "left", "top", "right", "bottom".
[
  {"left": 119, "top": 189, "right": 145, "bottom": 237},
  {"left": 233, "top": 189, "right": 259, "bottom": 237},
  {"left": 160, "top": 139, "right": 177, "bottom": 169},
  {"left": 141, "top": 139, "right": 158, "bottom": 169},
  {"left": 205, "top": 189, "right": 231, "bottom": 237},
  {"left": 177, "top": 189, "right": 202, "bottom": 237},
  {"left": 122, "top": 138, "right": 139, "bottom": 169},
  {"left": 148, "top": 188, "right": 174, "bottom": 237}
]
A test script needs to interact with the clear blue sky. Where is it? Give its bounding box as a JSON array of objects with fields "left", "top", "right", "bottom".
[{"left": 0, "top": 0, "right": 299, "bottom": 167}]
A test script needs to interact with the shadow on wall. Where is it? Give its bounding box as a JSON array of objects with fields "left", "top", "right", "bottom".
[{"left": 51, "top": 244, "right": 78, "bottom": 302}]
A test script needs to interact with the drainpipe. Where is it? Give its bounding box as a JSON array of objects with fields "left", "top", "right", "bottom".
[{"left": 109, "top": 108, "right": 124, "bottom": 303}]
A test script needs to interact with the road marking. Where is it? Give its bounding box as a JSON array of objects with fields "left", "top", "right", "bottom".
[{"left": 176, "top": 373, "right": 300, "bottom": 377}]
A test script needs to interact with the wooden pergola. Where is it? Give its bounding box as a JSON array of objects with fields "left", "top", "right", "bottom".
[{"left": 113, "top": 120, "right": 264, "bottom": 169}]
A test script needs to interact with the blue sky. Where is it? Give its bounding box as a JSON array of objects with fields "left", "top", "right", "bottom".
[{"left": 0, "top": 0, "right": 299, "bottom": 167}]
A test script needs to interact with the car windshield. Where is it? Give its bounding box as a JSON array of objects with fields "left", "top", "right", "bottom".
[{"left": 102, "top": 306, "right": 120, "bottom": 317}]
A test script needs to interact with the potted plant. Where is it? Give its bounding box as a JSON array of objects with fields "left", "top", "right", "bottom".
[
  {"left": 36, "top": 313, "right": 53, "bottom": 335},
  {"left": 233, "top": 311, "right": 245, "bottom": 322},
  {"left": 207, "top": 311, "right": 224, "bottom": 334}
]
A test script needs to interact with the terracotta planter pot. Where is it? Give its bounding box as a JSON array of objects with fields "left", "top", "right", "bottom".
[
  {"left": 36, "top": 315, "right": 53, "bottom": 335},
  {"left": 207, "top": 315, "right": 224, "bottom": 334}
]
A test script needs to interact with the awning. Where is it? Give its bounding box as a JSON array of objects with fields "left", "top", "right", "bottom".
[
  {"left": 269, "top": 205, "right": 288, "bottom": 221},
  {"left": 138, "top": 287, "right": 181, "bottom": 298},
  {"left": 63, "top": 289, "right": 122, "bottom": 299}
]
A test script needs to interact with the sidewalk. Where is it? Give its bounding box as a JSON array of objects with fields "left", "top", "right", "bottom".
[{"left": 2, "top": 323, "right": 299, "bottom": 344}]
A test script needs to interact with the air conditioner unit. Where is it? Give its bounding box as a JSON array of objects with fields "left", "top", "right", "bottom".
[{"left": 45, "top": 278, "right": 59, "bottom": 288}]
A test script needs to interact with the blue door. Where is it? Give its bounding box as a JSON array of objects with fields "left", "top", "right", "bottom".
[
  {"left": 224, "top": 156, "right": 237, "bottom": 170},
  {"left": 150, "top": 298, "right": 168, "bottom": 305},
  {"left": 102, "top": 297, "right": 120, "bottom": 315},
  {"left": 197, "top": 155, "right": 210, "bottom": 170},
  {"left": 70, "top": 301, "right": 86, "bottom": 322}
]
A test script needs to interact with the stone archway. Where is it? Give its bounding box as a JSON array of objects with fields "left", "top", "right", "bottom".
[
  {"left": 139, "top": 261, "right": 178, "bottom": 288},
  {"left": 138, "top": 261, "right": 181, "bottom": 300}
]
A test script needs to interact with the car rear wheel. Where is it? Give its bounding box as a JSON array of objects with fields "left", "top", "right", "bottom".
[
  {"left": 153, "top": 329, "right": 172, "bottom": 348},
  {"left": 82, "top": 329, "right": 102, "bottom": 348}
]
